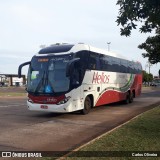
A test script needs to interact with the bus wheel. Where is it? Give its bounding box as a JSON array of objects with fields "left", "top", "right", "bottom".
[
  {"left": 129, "top": 92, "right": 134, "bottom": 103},
  {"left": 81, "top": 96, "right": 91, "bottom": 115},
  {"left": 124, "top": 92, "right": 130, "bottom": 104}
]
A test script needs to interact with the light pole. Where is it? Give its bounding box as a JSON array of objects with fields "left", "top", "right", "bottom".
[
  {"left": 107, "top": 42, "right": 111, "bottom": 51},
  {"left": 145, "top": 61, "right": 152, "bottom": 74}
]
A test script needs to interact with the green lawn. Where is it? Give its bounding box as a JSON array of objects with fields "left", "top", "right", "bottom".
[
  {"left": 43, "top": 106, "right": 160, "bottom": 160},
  {"left": 64, "top": 106, "right": 160, "bottom": 160},
  {"left": 41, "top": 106, "right": 160, "bottom": 160}
]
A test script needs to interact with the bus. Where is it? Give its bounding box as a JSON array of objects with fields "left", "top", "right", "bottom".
[{"left": 18, "top": 43, "right": 142, "bottom": 114}]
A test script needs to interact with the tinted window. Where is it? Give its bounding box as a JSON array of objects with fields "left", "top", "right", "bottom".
[
  {"left": 120, "top": 59, "right": 128, "bottom": 73},
  {"left": 88, "top": 52, "right": 100, "bottom": 70},
  {"left": 75, "top": 50, "right": 89, "bottom": 68},
  {"left": 75, "top": 50, "right": 89, "bottom": 83},
  {"left": 84, "top": 51, "right": 142, "bottom": 74},
  {"left": 100, "top": 55, "right": 108, "bottom": 71},
  {"left": 112, "top": 57, "right": 120, "bottom": 72}
]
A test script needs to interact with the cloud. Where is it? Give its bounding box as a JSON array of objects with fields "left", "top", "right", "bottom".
[
  {"left": 10, "top": 3, "right": 51, "bottom": 31},
  {"left": 0, "top": 49, "right": 32, "bottom": 59},
  {"left": 0, "top": 49, "right": 31, "bottom": 74}
]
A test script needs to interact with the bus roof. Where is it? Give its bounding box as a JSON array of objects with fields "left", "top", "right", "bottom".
[
  {"left": 39, "top": 44, "right": 74, "bottom": 54},
  {"left": 37, "top": 43, "right": 130, "bottom": 61}
]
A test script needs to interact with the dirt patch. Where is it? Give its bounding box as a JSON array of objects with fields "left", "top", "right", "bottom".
[{"left": 0, "top": 87, "right": 26, "bottom": 93}]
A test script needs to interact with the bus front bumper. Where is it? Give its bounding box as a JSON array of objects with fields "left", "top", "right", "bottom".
[{"left": 27, "top": 101, "right": 72, "bottom": 113}]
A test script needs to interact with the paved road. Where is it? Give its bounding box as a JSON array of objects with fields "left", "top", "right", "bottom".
[{"left": 0, "top": 88, "right": 160, "bottom": 152}]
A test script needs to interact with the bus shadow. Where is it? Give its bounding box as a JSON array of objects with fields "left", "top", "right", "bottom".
[
  {"left": 91, "top": 101, "right": 134, "bottom": 112},
  {"left": 30, "top": 101, "right": 132, "bottom": 118},
  {"left": 31, "top": 112, "right": 64, "bottom": 118}
]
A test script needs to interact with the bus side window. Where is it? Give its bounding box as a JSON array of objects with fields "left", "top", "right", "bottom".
[
  {"left": 127, "top": 61, "right": 132, "bottom": 73},
  {"left": 107, "top": 56, "right": 113, "bottom": 72},
  {"left": 100, "top": 55, "right": 108, "bottom": 71},
  {"left": 112, "top": 57, "right": 120, "bottom": 72},
  {"left": 72, "top": 67, "right": 80, "bottom": 86},
  {"left": 75, "top": 50, "right": 92, "bottom": 84},
  {"left": 120, "top": 59, "right": 128, "bottom": 73},
  {"left": 88, "top": 52, "right": 100, "bottom": 70}
]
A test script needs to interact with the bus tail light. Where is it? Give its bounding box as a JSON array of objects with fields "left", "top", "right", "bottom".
[{"left": 56, "top": 96, "right": 71, "bottom": 105}]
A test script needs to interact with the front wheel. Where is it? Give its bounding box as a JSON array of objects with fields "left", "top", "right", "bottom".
[{"left": 81, "top": 96, "right": 91, "bottom": 115}]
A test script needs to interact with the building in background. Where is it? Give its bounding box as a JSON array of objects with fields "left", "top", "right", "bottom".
[{"left": 0, "top": 74, "right": 26, "bottom": 86}]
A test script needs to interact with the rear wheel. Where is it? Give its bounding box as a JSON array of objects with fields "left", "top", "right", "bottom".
[
  {"left": 129, "top": 92, "right": 134, "bottom": 103},
  {"left": 124, "top": 92, "right": 130, "bottom": 104},
  {"left": 81, "top": 96, "right": 91, "bottom": 115}
]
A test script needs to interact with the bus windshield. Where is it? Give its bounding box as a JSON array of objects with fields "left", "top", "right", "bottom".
[{"left": 27, "top": 54, "right": 73, "bottom": 94}]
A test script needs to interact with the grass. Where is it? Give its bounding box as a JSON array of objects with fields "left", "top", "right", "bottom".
[{"left": 57, "top": 106, "right": 160, "bottom": 160}]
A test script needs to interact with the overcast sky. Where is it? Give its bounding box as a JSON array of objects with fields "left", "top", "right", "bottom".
[{"left": 0, "top": 0, "right": 159, "bottom": 76}]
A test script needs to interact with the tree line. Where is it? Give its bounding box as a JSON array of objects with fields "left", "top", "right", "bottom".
[{"left": 116, "top": 0, "right": 160, "bottom": 64}]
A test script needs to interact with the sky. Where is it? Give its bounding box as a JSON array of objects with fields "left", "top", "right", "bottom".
[{"left": 0, "top": 0, "right": 159, "bottom": 76}]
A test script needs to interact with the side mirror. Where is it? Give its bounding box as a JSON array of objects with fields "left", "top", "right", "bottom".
[
  {"left": 66, "top": 58, "right": 80, "bottom": 77},
  {"left": 18, "top": 61, "right": 31, "bottom": 78}
]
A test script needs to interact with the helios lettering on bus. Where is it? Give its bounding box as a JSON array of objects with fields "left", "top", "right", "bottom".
[{"left": 92, "top": 72, "right": 110, "bottom": 84}]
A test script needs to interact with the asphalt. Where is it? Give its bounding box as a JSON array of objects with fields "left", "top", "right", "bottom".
[{"left": 0, "top": 87, "right": 160, "bottom": 153}]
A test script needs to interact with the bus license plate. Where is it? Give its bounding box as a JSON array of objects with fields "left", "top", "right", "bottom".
[{"left": 41, "top": 105, "right": 48, "bottom": 109}]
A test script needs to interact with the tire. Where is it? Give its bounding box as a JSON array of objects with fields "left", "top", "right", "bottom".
[
  {"left": 129, "top": 92, "right": 134, "bottom": 103},
  {"left": 81, "top": 96, "right": 91, "bottom": 115},
  {"left": 124, "top": 92, "right": 130, "bottom": 104}
]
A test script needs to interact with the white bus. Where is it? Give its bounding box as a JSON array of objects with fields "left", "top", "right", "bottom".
[{"left": 18, "top": 43, "right": 142, "bottom": 114}]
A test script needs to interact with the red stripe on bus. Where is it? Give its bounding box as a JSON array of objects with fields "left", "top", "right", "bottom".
[{"left": 28, "top": 94, "right": 65, "bottom": 104}]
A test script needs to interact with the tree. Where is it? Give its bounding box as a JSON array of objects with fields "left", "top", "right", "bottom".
[
  {"left": 116, "top": 0, "right": 160, "bottom": 36},
  {"left": 148, "top": 73, "right": 153, "bottom": 82},
  {"left": 159, "top": 69, "right": 160, "bottom": 78},
  {"left": 138, "top": 31, "right": 160, "bottom": 64},
  {"left": 142, "top": 70, "right": 153, "bottom": 84},
  {"left": 116, "top": 0, "right": 160, "bottom": 63}
]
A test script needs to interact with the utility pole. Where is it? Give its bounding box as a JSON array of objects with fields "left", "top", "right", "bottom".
[
  {"left": 145, "top": 61, "right": 152, "bottom": 74},
  {"left": 148, "top": 61, "right": 152, "bottom": 74},
  {"left": 107, "top": 42, "right": 111, "bottom": 51}
]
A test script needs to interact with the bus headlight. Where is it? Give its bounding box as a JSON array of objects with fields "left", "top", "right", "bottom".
[
  {"left": 28, "top": 98, "right": 33, "bottom": 103},
  {"left": 56, "top": 96, "right": 71, "bottom": 105}
]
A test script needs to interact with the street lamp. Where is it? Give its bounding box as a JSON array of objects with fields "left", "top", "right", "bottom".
[
  {"left": 145, "top": 61, "right": 152, "bottom": 74},
  {"left": 107, "top": 42, "right": 111, "bottom": 51}
]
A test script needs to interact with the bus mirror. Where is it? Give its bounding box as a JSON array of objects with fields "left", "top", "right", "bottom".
[
  {"left": 18, "top": 61, "right": 31, "bottom": 78},
  {"left": 66, "top": 58, "right": 80, "bottom": 77}
]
